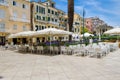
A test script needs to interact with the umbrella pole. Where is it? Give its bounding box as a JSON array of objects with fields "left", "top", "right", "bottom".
[{"left": 50, "top": 34, "right": 51, "bottom": 55}]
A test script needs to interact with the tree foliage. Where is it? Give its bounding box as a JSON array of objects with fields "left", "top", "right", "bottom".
[{"left": 80, "top": 27, "right": 89, "bottom": 34}]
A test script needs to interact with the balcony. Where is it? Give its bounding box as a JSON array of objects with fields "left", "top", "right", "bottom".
[
  {"left": 35, "top": 19, "right": 48, "bottom": 24},
  {"left": 48, "top": 21, "right": 59, "bottom": 25},
  {"left": 0, "top": 1, "right": 8, "bottom": 6},
  {"left": 10, "top": 17, "right": 30, "bottom": 23}
]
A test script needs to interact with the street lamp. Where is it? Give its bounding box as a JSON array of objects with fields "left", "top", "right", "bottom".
[{"left": 82, "top": 8, "right": 85, "bottom": 43}]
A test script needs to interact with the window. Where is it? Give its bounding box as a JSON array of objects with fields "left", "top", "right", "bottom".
[
  {"left": 48, "top": 26, "right": 50, "bottom": 28},
  {"left": 44, "top": 26, "right": 46, "bottom": 29},
  {"left": 13, "top": 1, "right": 16, "bottom": 6},
  {"left": 48, "top": 17, "right": 50, "bottom": 21},
  {"left": 55, "top": 19, "right": 57, "bottom": 22},
  {"left": 35, "top": 25, "right": 38, "bottom": 31},
  {"left": 39, "top": 16, "right": 41, "bottom": 20},
  {"left": 48, "top": 9, "right": 50, "bottom": 13},
  {"left": 0, "top": 9, "right": 5, "bottom": 19},
  {"left": 43, "top": 17, "right": 45, "bottom": 21},
  {"left": 36, "top": 5, "right": 39, "bottom": 13},
  {"left": 22, "top": 13, "right": 26, "bottom": 19},
  {"left": 55, "top": 12, "right": 58, "bottom": 16},
  {"left": 46, "top": 3, "right": 48, "bottom": 6},
  {"left": 39, "top": 26, "right": 41, "bottom": 30},
  {"left": 39, "top": 6, "right": 41, "bottom": 13},
  {"left": 52, "top": 10, "right": 54, "bottom": 14},
  {"left": 13, "top": 11, "right": 17, "bottom": 17},
  {"left": 22, "top": 4, "right": 26, "bottom": 8},
  {"left": 51, "top": 3, "right": 55, "bottom": 8},
  {"left": 36, "top": 15, "right": 39, "bottom": 20},
  {"left": 0, "top": 23, "right": 5, "bottom": 32},
  {"left": 13, "top": 24, "right": 17, "bottom": 30},
  {"left": 38, "top": 6, "right": 45, "bottom": 14},
  {"left": 74, "top": 28, "right": 76, "bottom": 32},
  {"left": 42, "top": 26, "right": 44, "bottom": 29},
  {"left": 23, "top": 26, "right": 27, "bottom": 31},
  {"left": 52, "top": 18, "right": 54, "bottom": 22},
  {"left": 42, "top": 8, "right": 45, "bottom": 14}
]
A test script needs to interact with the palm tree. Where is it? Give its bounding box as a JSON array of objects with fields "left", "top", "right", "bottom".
[{"left": 68, "top": 0, "right": 74, "bottom": 41}]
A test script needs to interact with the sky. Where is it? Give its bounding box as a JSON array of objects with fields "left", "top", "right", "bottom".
[{"left": 35, "top": 0, "right": 120, "bottom": 27}]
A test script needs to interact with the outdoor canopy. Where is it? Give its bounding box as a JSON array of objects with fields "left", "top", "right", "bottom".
[
  {"left": 104, "top": 28, "right": 120, "bottom": 35},
  {"left": 81, "top": 32, "right": 94, "bottom": 37},
  {"left": 8, "top": 28, "right": 73, "bottom": 38},
  {"left": 8, "top": 31, "right": 36, "bottom": 38},
  {"left": 34, "top": 28, "right": 72, "bottom": 36}
]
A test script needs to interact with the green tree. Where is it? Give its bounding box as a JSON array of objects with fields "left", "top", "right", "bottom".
[
  {"left": 80, "top": 27, "right": 89, "bottom": 34},
  {"left": 68, "top": 0, "right": 74, "bottom": 41}
]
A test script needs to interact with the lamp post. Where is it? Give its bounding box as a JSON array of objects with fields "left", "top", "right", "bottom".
[{"left": 82, "top": 8, "right": 85, "bottom": 43}]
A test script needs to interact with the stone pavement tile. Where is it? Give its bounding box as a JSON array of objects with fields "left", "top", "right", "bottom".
[
  {"left": 89, "top": 76, "right": 108, "bottom": 80},
  {"left": 104, "top": 74, "right": 120, "bottom": 80},
  {"left": 31, "top": 74, "right": 49, "bottom": 80},
  {"left": 12, "top": 76, "right": 31, "bottom": 80},
  {"left": 32, "top": 69, "right": 48, "bottom": 76},
  {"left": 48, "top": 67, "right": 63, "bottom": 74},
  {"left": 49, "top": 73, "right": 69, "bottom": 80},
  {"left": 67, "top": 73, "right": 89, "bottom": 80},
  {"left": 82, "top": 70, "right": 102, "bottom": 78},
  {"left": 14, "top": 70, "right": 32, "bottom": 77},
  {"left": 0, "top": 77, "right": 13, "bottom": 80},
  {"left": 1, "top": 71, "right": 16, "bottom": 78}
]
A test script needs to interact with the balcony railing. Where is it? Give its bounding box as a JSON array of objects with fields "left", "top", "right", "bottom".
[
  {"left": 35, "top": 19, "right": 59, "bottom": 25},
  {"left": 10, "top": 17, "right": 30, "bottom": 23},
  {"left": 48, "top": 21, "right": 59, "bottom": 25},
  {"left": 0, "top": 1, "right": 8, "bottom": 6},
  {"left": 35, "top": 19, "right": 48, "bottom": 23}
]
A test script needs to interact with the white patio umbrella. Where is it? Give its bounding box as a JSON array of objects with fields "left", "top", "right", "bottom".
[
  {"left": 34, "top": 28, "right": 72, "bottom": 54},
  {"left": 7, "top": 34, "right": 16, "bottom": 38},
  {"left": 104, "top": 28, "right": 120, "bottom": 40},
  {"left": 34, "top": 28, "right": 72, "bottom": 36},
  {"left": 8, "top": 31, "right": 36, "bottom": 38},
  {"left": 81, "top": 32, "right": 94, "bottom": 37},
  {"left": 104, "top": 28, "right": 120, "bottom": 35}
]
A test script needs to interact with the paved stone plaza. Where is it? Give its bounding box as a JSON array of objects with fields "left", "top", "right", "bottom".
[{"left": 0, "top": 49, "right": 120, "bottom": 80}]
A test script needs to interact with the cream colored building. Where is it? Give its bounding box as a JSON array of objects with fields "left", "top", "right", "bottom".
[
  {"left": 73, "top": 13, "right": 82, "bottom": 34},
  {"left": 30, "top": 0, "right": 66, "bottom": 31},
  {"left": 0, "top": 0, "right": 30, "bottom": 45},
  {"left": 64, "top": 13, "right": 82, "bottom": 34},
  {"left": 30, "top": 0, "right": 67, "bottom": 41}
]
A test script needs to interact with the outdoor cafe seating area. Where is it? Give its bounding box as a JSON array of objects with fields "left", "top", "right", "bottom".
[
  {"left": 2, "top": 41, "right": 119, "bottom": 58},
  {"left": 1, "top": 28, "right": 119, "bottom": 58}
]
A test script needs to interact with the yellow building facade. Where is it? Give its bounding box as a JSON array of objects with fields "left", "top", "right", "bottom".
[
  {"left": 73, "top": 13, "right": 82, "bottom": 34},
  {"left": 30, "top": 0, "right": 67, "bottom": 41},
  {"left": 31, "top": 0, "right": 66, "bottom": 31},
  {"left": 0, "top": 0, "right": 30, "bottom": 45}
]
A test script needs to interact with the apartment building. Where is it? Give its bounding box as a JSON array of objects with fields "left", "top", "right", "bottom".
[
  {"left": 86, "top": 17, "right": 113, "bottom": 34},
  {"left": 0, "top": 0, "right": 30, "bottom": 45},
  {"left": 30, "top": 0, "right": 66, "bottom": 31},
  {"left": 85, "top": 18, "right": 93, "bottom": 32},
  {"left": 73, "top": 13, "right": 82, "bottom": 34}
]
